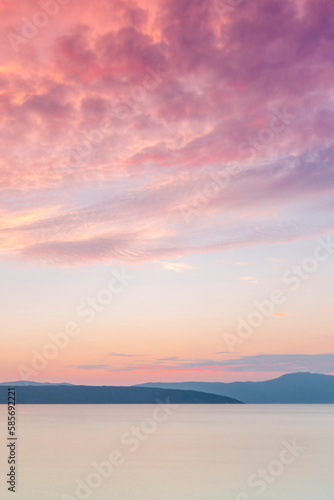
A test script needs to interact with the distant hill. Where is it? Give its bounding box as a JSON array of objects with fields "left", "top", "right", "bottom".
[
  {"left": 0, "top": 385, "right": 242, "bottom": 404},
  {"left": 136, "top": 372, "right": 334, "bottom": 404}
]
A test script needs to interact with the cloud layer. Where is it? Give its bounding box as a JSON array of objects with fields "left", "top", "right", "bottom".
[
  {"left": 69, "top": 353, "right": 334, "bottom": 374},
  {"left": 1, "top": 0, "right": 334, "bottom": 265}
]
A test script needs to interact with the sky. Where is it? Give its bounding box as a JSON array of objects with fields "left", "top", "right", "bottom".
[{"left": 0, "top": 0, "right": 333, "bottom": 385}]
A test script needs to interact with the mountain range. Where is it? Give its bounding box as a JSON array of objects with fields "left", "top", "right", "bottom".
[
  {"left": 1, "top": 373, "right": 333, "bottom": 404},
  {"left": 136, "top": 372, "right": 334, "bottom": 404}
]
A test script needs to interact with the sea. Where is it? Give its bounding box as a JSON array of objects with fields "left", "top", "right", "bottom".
[{"left": 0, "top": 404, "right": 333, "bottom": 499}]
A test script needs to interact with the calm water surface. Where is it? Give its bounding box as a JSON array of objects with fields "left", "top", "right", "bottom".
[{"left": 0, "top": 405, "right": 333, "bottom": 499}]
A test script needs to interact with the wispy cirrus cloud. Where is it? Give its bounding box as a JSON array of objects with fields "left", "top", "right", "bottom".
[
  {"left": 108, "top": 352, "right": 140, "bottom": 357},
  {"left": 160, "top": 261, "right": 195, "bottom": 272},
  {"left": 111, "top": 353, "right": 334, "bottom": 374},
  {"left": 67, "top": 364, "right": 110, "bottom": 370}
]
